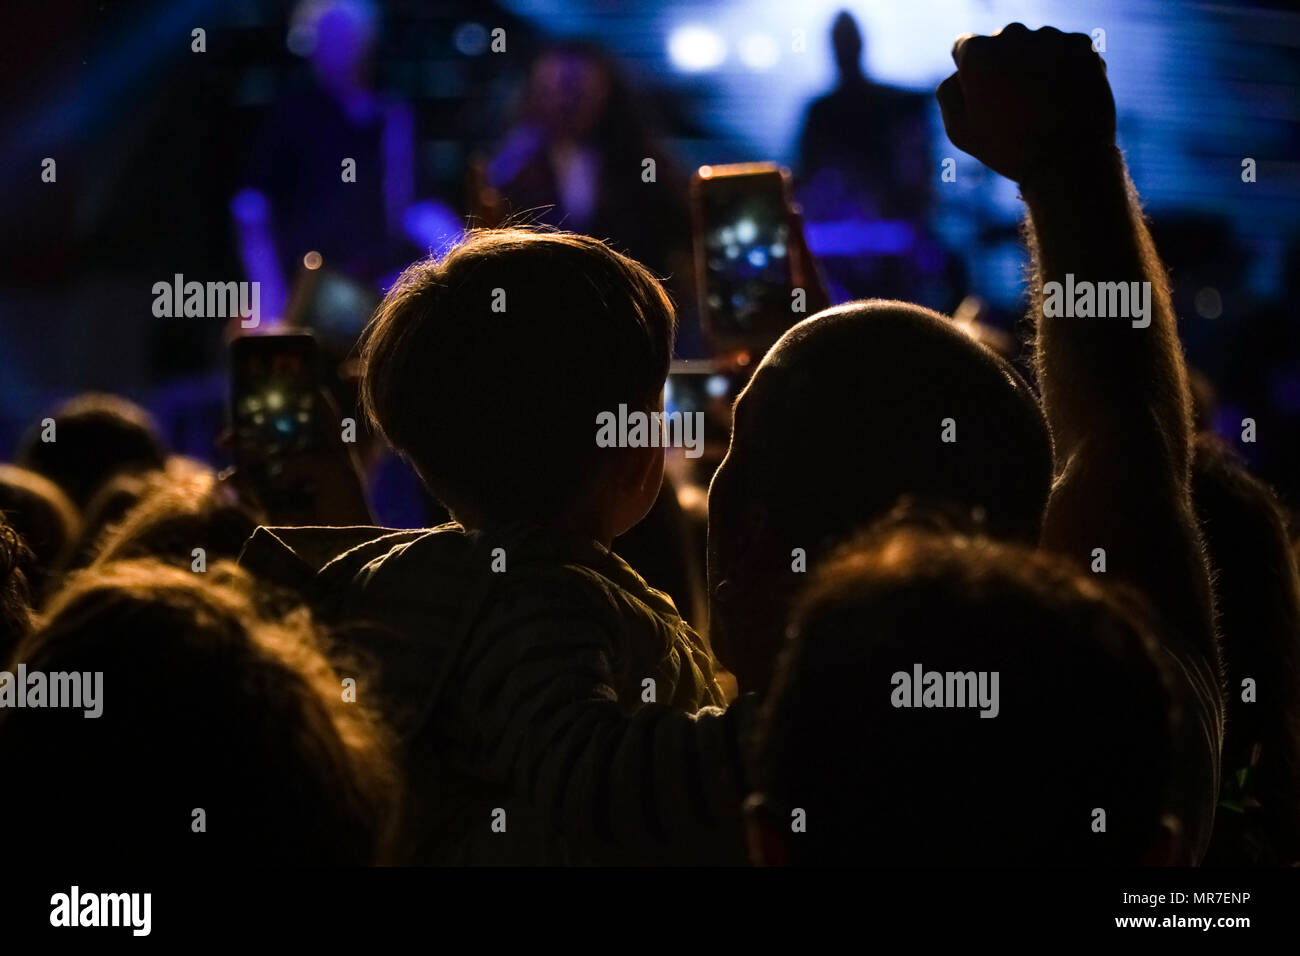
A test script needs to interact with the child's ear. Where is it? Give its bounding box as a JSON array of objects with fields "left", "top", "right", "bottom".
[
  {"left": 605, "top": 436, "right": 660, "bottom": 499},
  {"left": 603, "top": 442, "right": 664, "bottom": 540},
  {"left": 631, "top": 442, "right": 663, "bottom": 496}
]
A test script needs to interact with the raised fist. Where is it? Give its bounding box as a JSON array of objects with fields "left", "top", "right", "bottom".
[{"left": 936, "top": 23, "right": 1116, "bottom": 185}]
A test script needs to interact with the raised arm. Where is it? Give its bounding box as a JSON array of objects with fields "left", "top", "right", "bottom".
[{"left": 937, "top": 24, "right": 1219, "bottom": 676}]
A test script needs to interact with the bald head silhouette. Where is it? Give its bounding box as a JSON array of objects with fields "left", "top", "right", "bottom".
[{"left": 707, "top": 300, "right": 1053, "bottom": 692}]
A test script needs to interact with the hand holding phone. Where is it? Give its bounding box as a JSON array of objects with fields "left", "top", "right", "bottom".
[
  {"left": 691, "top": 163, "right": 829, "bottom": 352},
  {"left": 228, "top": 333, "right": 370, "bottom": 525}
]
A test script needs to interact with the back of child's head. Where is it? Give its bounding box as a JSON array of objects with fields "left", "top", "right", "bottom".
[
  {"left": 360, "top": 227, "right": 675, "bottom": 524},
  {"left": 750, "top": 525, "right": 1178, "bottom": 866},
  {"left": 0, "top": 560, "right": 398, "bottom": 864},
  {"left": 16, "top": 392, "right": 167, "bottom": 509}
]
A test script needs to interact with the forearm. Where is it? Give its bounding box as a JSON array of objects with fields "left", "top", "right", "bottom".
[
  {"left": 1022, "top": 148, "right": 1192, "bottom": 475},
  {"left": 1025, "top": 151, "right": 1219, "bottom": 675},
  {"left": 936, "top": 19, "right": 1224, "bottom": 753}
]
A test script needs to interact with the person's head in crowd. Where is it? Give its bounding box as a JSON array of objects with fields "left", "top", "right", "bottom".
[
  {"left": 708, "top": 301, "right": 1052, "bottom": 692},
  {"left": 1193, "top": 435, "right": 1300, "bottom": 864},
  {"left": 89, "top": 461, "right": 260, "bottom": 570},
  {"left": 15, "top": 392, "right": 167, "bottom": 510},
  {"left": 0, "top": 560, "right": 398, "bottom": 864},
  {"left": 360, "top": 227, "right": 675, "bottom": 545},
  {"left": 71, "top": 455, "right": 218, "bottom": 567},
  {"left": 0, "top": 513, "right": 33, "bottom": 661},
  {"left": 0, "top": 464, "right": 79, "bottom": 598},
  {"left": 747, "top": 523, "right": 1182, "bottom": 866},
  {"left": 71, "top": 468, "right": 153, "bottom": 566}
]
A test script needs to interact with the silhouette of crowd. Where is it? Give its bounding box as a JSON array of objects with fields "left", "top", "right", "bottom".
[{"left": 2, "top": 17, "right": 1297, "bottom": 870}]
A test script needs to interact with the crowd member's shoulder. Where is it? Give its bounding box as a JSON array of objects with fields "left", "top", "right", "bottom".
[{"left": 1103, "top": 576, "right": 1223, "bottom": 864}]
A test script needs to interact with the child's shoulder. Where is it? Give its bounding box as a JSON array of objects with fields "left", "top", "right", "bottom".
[
  {"left": 466, "top": 526, "right": 637, "bottom": 622},
  {"left": 486, "top": 527, "right": 687, "bottom": 623}
]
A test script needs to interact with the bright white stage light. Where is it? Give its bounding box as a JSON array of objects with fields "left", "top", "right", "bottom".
[{"left": 668, "top": 25, "right": 727, "bottom": 72}]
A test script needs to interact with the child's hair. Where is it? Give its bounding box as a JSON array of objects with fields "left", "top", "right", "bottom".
[
  {"left": 359, "top": 227, "right": 675, "bottom": 523},
  {"left": 1, "top": 559, "right": 399, "bottom": 864}
]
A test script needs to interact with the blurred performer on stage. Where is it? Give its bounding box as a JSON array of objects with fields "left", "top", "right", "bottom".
[
  {"left": 474, "top": 42, "right": 689, "bottom": 280},
  {"left": 795, "top": 11, "right": 943, "bottom": 304},
  {"left": 231, "top": 0, "right": 417, "bottom": 322},
  {"left": 797, "top": 10, "right": 932, "bottom": 224}
]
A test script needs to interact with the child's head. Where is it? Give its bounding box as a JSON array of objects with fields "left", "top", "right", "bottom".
[{"left": 361, "top": 228, "right": 675, "bottom": 538}]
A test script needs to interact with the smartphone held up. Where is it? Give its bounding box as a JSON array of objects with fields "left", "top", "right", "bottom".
[
  {"left": 691, "top": 162, "right": 806, "bottom": 353},
  {"left": 228, "top": 332, "right": 327, "bottom": 510}
]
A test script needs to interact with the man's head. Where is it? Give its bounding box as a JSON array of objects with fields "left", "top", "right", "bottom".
[
  {"left": 360, "top": 228, "right": 675, "bottom": 540},
  {"left": 16, "top": 392, "right": 167, "bottom": 510},
  {"left": 747, "top": 526, "right": 1181, "bottom": 866},
  {"left": 707, "top": 301, "right": 1052, "bottom": 691}
]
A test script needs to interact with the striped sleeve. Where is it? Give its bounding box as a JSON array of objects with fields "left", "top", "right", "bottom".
[{"left": 455, "top": 572, "right": 758, "bottom": 864}]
